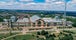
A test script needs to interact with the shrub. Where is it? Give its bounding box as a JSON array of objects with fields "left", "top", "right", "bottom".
[
  {"left": 63, "top": 30, "right": 75, "bottom": 34},
  {"left": 37, "top": 31, "right": 41, "bottom": 35}
]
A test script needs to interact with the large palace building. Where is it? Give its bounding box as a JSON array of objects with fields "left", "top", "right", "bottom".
[{"left": 0, "top": 15, "right": 72, "bottom": 31}]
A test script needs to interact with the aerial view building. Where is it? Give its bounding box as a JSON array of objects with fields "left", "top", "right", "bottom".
[{"left": 0, "top": 0, "right": 76, "bottom": 40}]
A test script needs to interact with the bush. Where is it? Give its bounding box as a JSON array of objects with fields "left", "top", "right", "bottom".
[{"left": 63, "top": 30, "right": 75, "bottom": 34}]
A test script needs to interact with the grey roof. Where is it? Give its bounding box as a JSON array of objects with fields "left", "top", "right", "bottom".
[
  {"left": 17, "top": 15, "right": 41, "bottom": 22},
  {"left": 17, "top": 15, "right": 62, "bottom": 23},
  {"left": 17, "top": 18, "right": 29, "bottom": 22},
  {"left": 3, "top": 19, "right": 8, "bottom": 22},
  {"left": 30, "top": 15, "right": 41, "bottom": 22},
  {"left": 10, "top": 16, "right": 16, "bottom": 19},
  {"left": 42, "top": 18, "right": 62, "bottom": 22}
]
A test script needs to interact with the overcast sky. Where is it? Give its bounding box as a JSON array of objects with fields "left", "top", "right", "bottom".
[{"left": 0, "top": 0, "right": 76, "bottom": 11}]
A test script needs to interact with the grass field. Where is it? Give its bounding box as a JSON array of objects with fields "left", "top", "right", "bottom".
[
  {"left": 0, "top": 29, "right": 76, "bottom": 40},
  {"left": 5, "top": 30, "right": 75, "bottom": 40},
  {"left": 6, "top": 34, "right": 36, "bottom": 40}
]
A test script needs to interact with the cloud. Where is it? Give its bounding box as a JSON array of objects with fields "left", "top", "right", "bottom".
[
  {"left": 19, "top": 0, "right": 33, "bottom": 2},
  {"left": 0, "top": 0, "right": 76, "bottom": 11},
  {"left": 0, "top": 1, "right": 13, "bottom": 5}
]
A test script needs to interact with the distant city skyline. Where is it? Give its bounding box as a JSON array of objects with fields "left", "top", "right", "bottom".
[{"left": 0, "top": 0, "right": 76, "bottom": 11}]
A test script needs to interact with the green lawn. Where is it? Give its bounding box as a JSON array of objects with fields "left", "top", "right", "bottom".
[
  {"left": 0, "top": 33, "right": 10, "bottom": 40},
  {"left": 1, "top": 30, "right": 76, "bottom": 40},
  {"left": 6, "top": 34, "right": 36, "bottom": 40}
]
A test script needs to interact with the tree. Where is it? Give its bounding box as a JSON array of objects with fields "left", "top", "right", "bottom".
[
  {"left": 37, "top": 30, "right": 55, "bottom": 40},
  {"left": 72, "top": 22, "right": 76, "bottom": 27},
  {"left": 59, "top": 34, "right": 73, "bottom": 40},
  {"left": 68, "top": 34, "right": 73, "bottom": 40},
  {"left": 38, "top": 38, "right": 45, "bottom": 40},
  {"left": 41, "top": 30, "right": 46, "bottom": 35},
  {"left": 37, "top": 31, "right": 41, "bottom": 35},
  {"left": 9, "top": 29, "right": 12, "bottom": 35},
  {"left": 46, "top": 37, "right": 54, "bottom": 40},
  {"left": 0, "top": 18, "right": 3, "bottom": 22}
]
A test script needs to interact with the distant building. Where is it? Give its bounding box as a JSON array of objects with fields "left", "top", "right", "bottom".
[
  {"left": 66, "top": 21, "right": 73, "bottom": 27},
  {"left": 10, "top": 16, "right": 16, "bottom": 22}
]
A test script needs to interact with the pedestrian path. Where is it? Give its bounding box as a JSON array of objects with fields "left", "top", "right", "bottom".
[{"left": 1, "top": 34, "right": 23, "bottom": 40}]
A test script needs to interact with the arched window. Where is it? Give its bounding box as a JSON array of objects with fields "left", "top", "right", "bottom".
[{"left": 37, "top": 20, "right": 41, "bottom": 27}]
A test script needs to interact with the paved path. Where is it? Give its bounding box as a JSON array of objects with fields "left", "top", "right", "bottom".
[
  {"left": 0, "top": 28, "right": 76, "bottom": 33},
  {"left": 1, "top": 34, "right": 23, "bottom": 40},
  {"left": 0, "top": 31, "right": 21, "bottom": 34}
]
